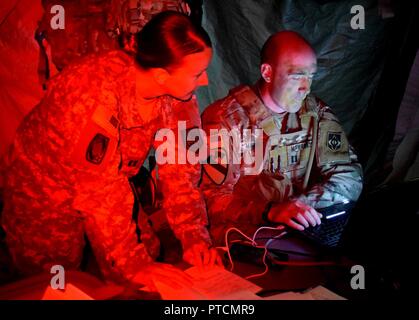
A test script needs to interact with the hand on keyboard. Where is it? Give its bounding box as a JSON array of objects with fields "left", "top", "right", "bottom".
[{"left": 267, "top": 200, "right": 323, "bottom": 231}]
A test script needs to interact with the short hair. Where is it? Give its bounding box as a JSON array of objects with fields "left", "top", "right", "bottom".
[
  {"left": 260, "top": 31, "right": 314, "bottom": 66},
  {"left": 134, "top": 11, "right": 212, "bottom": 70}
]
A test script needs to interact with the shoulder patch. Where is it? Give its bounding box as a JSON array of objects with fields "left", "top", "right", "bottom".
[
  {"left": 72, "top": 117, "right": 118, "bottom": 170},
  {"left": 327, "top": 132, "right": 342, "bottom": 151},
  {"left": 203, "top": 148, "right": 229, "bottom": 185},
  {"left": 86, "top": 133, "right": 110, "bottom": 165},
  {"left": 318, "top": 120, "right": 350, "bottom": 166}
]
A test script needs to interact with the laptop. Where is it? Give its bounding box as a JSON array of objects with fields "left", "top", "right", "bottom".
[
  {"left": 292, "top": 200, "right": 354, "bottom": 249},
  {"left": 228, "top": 200, "right": 355, "bottom": 266}
]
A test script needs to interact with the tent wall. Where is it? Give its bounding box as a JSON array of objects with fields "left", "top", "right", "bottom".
[
  {"left": 0, "top": 0, "right": 44, "bottom": 158},
  {"left": 196, "top": 0, "right": 388, "bottom": 136}
]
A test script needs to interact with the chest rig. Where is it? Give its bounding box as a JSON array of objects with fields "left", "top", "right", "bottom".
[{"left": 231, "top": 86, "right": 319, "bottom": 191}]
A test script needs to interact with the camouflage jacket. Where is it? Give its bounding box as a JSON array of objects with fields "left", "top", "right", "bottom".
[
  {"left": 2, "top": 50, "right": 211, "bottom": 283},
  {"left": 200, "top": 85, "right": 363, "bottom": 220}
]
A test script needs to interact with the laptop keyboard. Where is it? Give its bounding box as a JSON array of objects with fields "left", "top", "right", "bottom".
[{"left": 302, "top": 216, "right": 347, "bottom": 247}]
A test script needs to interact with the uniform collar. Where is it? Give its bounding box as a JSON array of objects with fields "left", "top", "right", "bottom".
[
  {"left": 118, "top": 65, "right": 165, "bottom": 129},
  {"left": 230, "top": 85, "right": 274, "bottom": 126}
]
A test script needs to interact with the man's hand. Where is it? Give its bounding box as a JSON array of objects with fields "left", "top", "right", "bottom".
[
  {"left": 268, "top": 200, "right": 322, "bottom": 231},
  {"left": 132, "top": 262, "right": 194, "bottom": 292},
  {"left": 183, "top": 243, "right": 223, "bottom": 270}
]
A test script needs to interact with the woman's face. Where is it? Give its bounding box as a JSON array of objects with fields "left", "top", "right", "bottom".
[{"left": 164, "top": 47, "right": 212, "bottom": 101}]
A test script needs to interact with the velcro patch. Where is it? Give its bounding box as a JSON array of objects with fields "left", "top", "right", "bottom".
[
  {"left": 203, "top": 148, "right": 229, "bottom": 185},
  {"left": 327, "top": 132, "right": 342, "bottom": 151},
  {"left": 318, "top": 120, "right": 350, "bottom": 166},
  {"left": 92, "top": 105, "right": 119, "bottom": 137},
  {"left": 86, "top": 133, "right": 110, "bottom": 165}
]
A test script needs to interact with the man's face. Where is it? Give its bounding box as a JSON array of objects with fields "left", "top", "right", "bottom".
[
  {"left": 266, "top": 50, "right": 317, "bottom": 113},
  {"left": 164, "top": 47, "right": 212, "bottom": 101}
]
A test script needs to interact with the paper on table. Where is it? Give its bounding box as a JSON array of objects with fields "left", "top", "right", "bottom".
[
  {"left": 185, "top": 266, "right": 262, "bottom": 295},
  {"left": 264, "top": 291, "right": 315, "bottom": 300},
  {"left": 214, "top": 290, "right": 263, "bottom": 300},
  {"left": 153, "top": 266, "right": 262, "bottom": 300},
  {"left": 264, "top": 286, "right": 346, "bottom": 300},
  {"left": 306, "top": 286, "right": 347, "bottom": 300}
]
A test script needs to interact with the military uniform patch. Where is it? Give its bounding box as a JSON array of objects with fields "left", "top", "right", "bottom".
[
  {"left": 183, "top": 126, "right": 201, "bottom": 151},
  {"left": 318, "top": 120, "right": 350, "bottom": 166},
  {"left": 73, "top": 104, "right": 119, "bottom": 170},
  {"left": 86, "top": 133, "right": 110, "bottom": 165},
  {"left": 266, "top": 139, "right": 312, "bottom": 181},
  {"left": 203, "top": 148, "right": 229, "bottom": 185},
  {"left": 327, "top": 132, "right": 342, "bottom": 151}
]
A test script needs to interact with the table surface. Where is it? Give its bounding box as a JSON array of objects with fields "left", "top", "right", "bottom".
[
  {"left": 221, "top": 234, "right": 367, "bottom": 300},
  {"left": 0, "top": 233, "right": 367, "bottom": 300}
]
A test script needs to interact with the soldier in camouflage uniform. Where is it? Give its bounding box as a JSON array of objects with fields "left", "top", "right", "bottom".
[
  {"left": 108, "top": 0, "right": 190, "bottom": 35},
  {"left": 1, "top": 12, "right": 218, "bottom": 289},
  {"left": 201, "top": 31, "right": 363, "bottom": 245},
  {"left": 107, "top": 0, "right": 191, "bottom": 53},
  {"left": 36, "top": 1, "right": 190, "bottom": 79}
]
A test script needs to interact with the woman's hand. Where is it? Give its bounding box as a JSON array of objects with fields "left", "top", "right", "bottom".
[
  {"left": 183, "top": 243, "right": 224, "bottom": 270},
  {"left": 132, "top": 262, "right": 194, "bottom": 292}
]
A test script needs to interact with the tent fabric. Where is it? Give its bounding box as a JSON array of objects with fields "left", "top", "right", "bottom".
[
  {"left": 383, "top": 49, "right": 419, "bottom": 183},
  {"left": 196, "top": 0, "right": 388, "bottom": 136},
  {"left": 0, "top": 0, "right": 45, "bottom": 159},
  {"left": 0, "top": 0, "right": 120, "bottom": 161}
]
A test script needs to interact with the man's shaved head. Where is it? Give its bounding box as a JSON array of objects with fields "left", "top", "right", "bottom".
[
  {"left": 261, "top": 31, "right": 316, "bottom": 66},
  {"left": 258, "top": 31, "right": 317, "bottom": 114}
]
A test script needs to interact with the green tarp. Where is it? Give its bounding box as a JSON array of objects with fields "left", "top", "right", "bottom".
[{"left": 196, "top": 0, "right": 388, "bottom": 135}]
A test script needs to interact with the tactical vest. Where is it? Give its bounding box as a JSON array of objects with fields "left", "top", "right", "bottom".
[{"left": 229, "top": 85, "right": 320, "bottom": 191}]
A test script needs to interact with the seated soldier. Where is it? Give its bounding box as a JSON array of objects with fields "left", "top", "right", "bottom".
[{"left": 200, "top": 31, "right": 363, "bottom": 245}]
